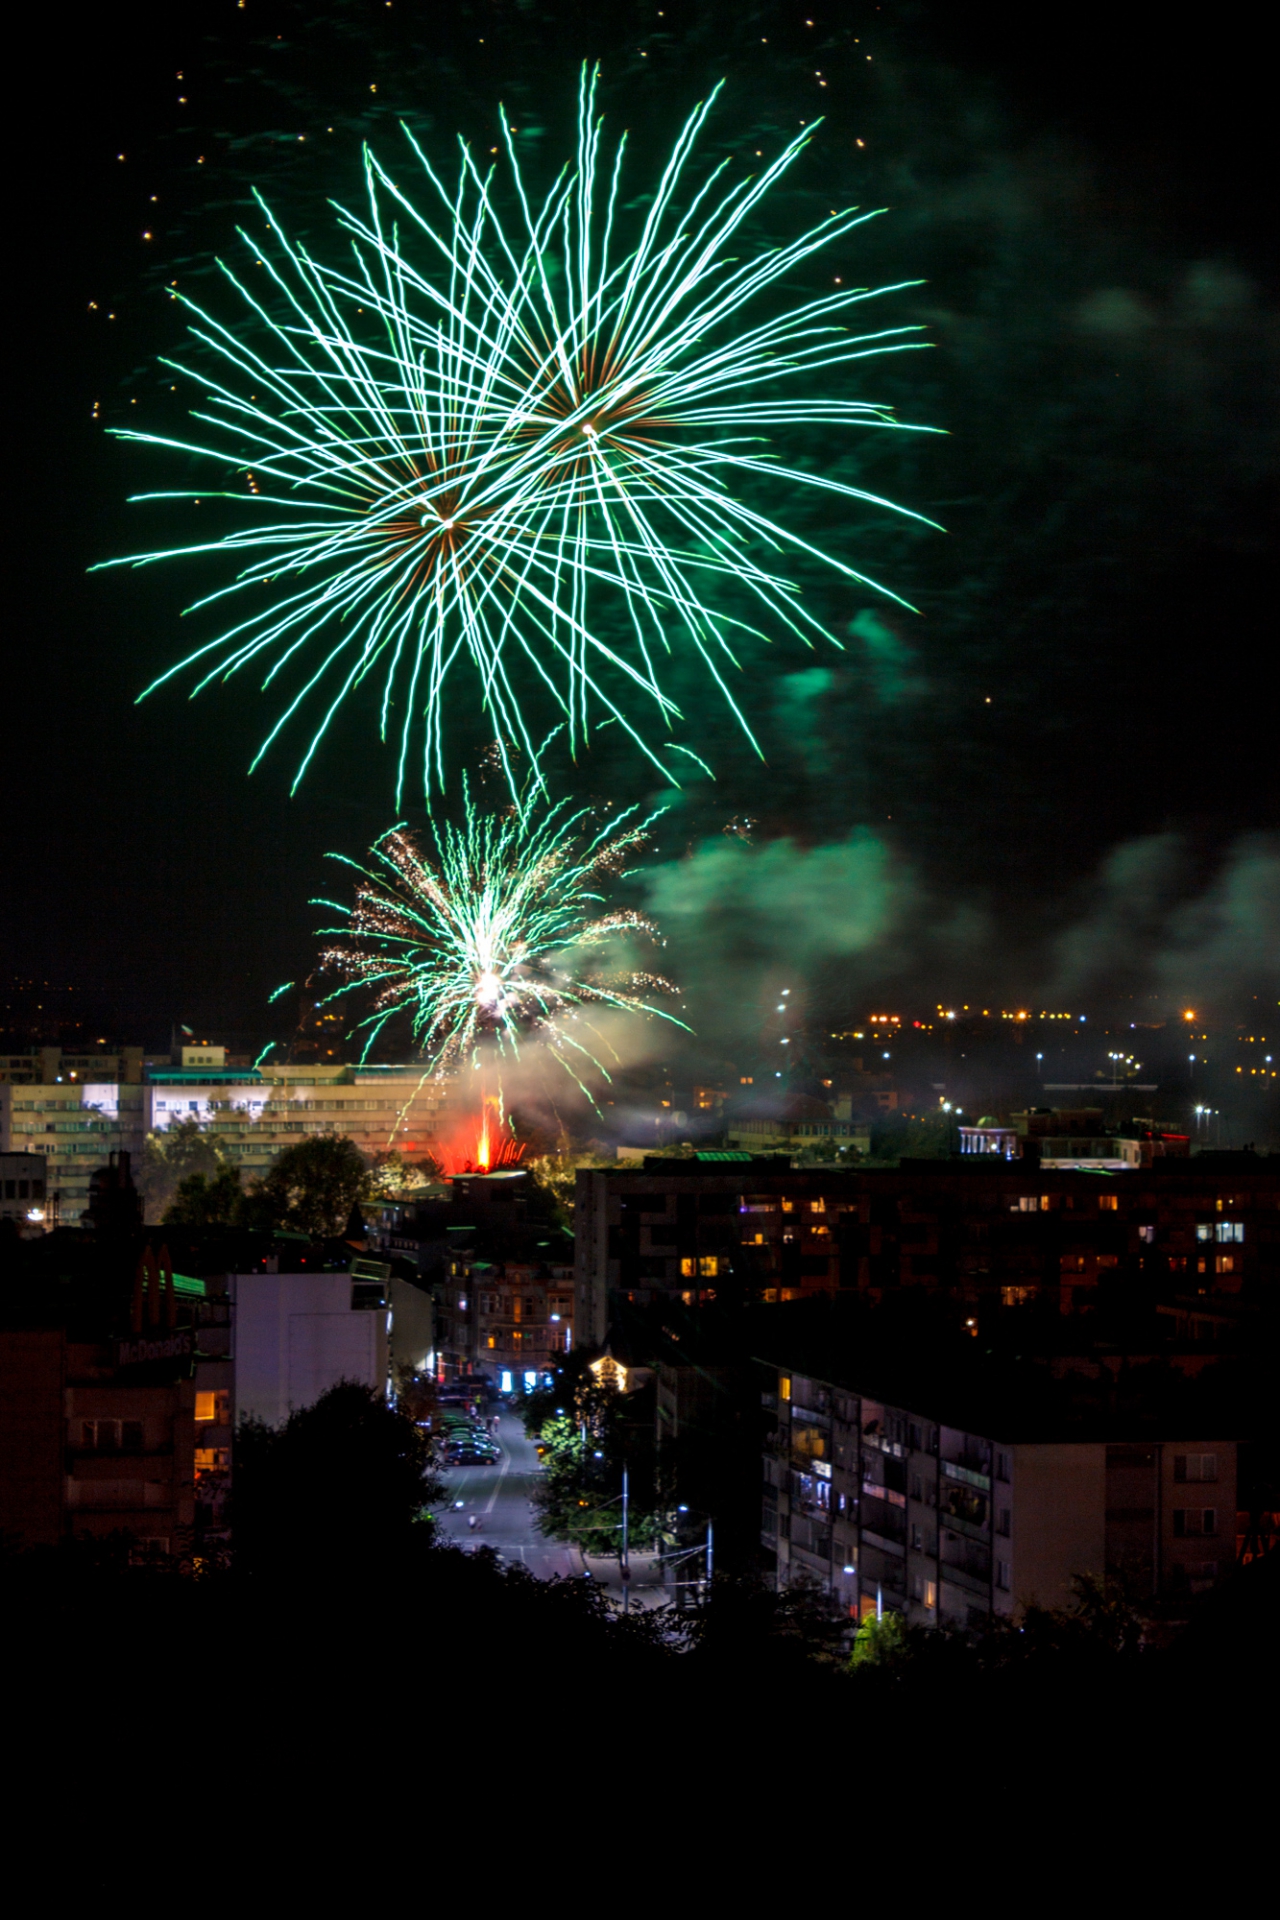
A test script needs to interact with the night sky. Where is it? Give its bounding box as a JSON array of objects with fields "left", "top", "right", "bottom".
[{"left": 7, "top": 0, "right": 1276, "bottom": 1052}]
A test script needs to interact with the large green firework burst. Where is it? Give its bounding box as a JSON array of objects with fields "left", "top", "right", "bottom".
[{"left": 101, "top": 68, "right": 934, "bottom": 800}]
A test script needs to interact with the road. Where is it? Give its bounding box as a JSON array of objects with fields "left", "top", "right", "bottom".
[
  {"left": 435, "top": 1408, "right": 580, "bottom": 1580},
  {"left": 435, "top": 1407, "right": 671, "bottom": 1607}
]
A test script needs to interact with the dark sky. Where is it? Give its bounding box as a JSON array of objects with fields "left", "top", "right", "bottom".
[{"left": 6, "top": 0, "right": 1276, "bottom": 1050}]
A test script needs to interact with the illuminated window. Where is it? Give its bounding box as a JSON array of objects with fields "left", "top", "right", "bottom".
[
  {"left": 924, "top": 1581, "right": 937, "bottom": 1610},
  {"left": 487, "top": 1336, "right": 496, "bottom": 1349},
  {"left": 810, "top": 1197, "right": 826, "bottom": 1213},
  {"left": 1215, "top": 1253, "right": 1236, "bottom": 1274},
  {"left": 1215, "top": 1222, "right": 1244, "bottom": 1243},
  {"left": 680, "top": 1257, "right": 696, "bottom": 1277},
  {"left": 1001, "top": 1285, "right": 1034, "bottom": 1306},
  {"left": 698, "top": 1256, "right": 719, "bottom": 1277},
  {"left": 780, "top": 1374, "right": 791, "bottom": 1402},
  {"left": 1098, "top": 1194, "right": 1119, "bottom": 1212}
]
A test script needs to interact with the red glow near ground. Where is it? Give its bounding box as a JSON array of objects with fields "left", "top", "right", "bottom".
[{"left": 434, "top": 1096, "right": 527, "bottom": 1175}]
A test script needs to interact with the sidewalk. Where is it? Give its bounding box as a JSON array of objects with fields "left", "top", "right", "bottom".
[{"left": 580, "top": 1548, "right": 669, "bottom": 1610}]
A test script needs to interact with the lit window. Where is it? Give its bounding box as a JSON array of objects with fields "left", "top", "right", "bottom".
[
  {"left": 924, "top": 1581, "right": 937, "bottom": 1610},
  {"left": 1215, "top": 1222, "right": 1244, "bottom": 1243},
  {"left": 780, "top": 1374, "right": 791, "bottom": 1402},
  {"left": 1098, "top": 1194, "right": 1118, "bottom": 1212},
  {"left": 680, "top": 1257, "right": 696, "bottom": 1278},
  {"left": 698, "top": 1256, "right": 719, "bottom": 1277}
]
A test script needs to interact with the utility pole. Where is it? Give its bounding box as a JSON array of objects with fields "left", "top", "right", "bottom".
[
  {"left": 621, "top": 1463, "right": 630, "bottom": 1615},
  {"left": 705, "top": 1517, "right": 714, "bottom": 1597}
]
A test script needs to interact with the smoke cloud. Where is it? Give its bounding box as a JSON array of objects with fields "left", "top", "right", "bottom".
[{"left": 634, "top": 826, "right": 1280, "bottom": 1053}]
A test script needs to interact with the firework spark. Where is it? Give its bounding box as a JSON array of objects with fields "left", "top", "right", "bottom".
[
  {"left": 100, "top": 68, "right": 935, "bottom": 800},
  {"left": 316, "top": 787, "right": 684, "bottom": 1088}
]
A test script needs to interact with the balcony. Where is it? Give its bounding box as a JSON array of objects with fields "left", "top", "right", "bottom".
[
  {"left": 942, "top": 1459, "right": 991, "bottom": 1492},
  {"left": 65, "top": 1478, "right": 169, "bottom": 1509}
]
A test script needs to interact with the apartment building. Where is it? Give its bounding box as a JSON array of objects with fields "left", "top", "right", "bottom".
[
  {"left": 0, "top": 1050, "right": 453, "bottom": 1223},
  {"left": 437, "top": 1247, "right": 574, "bottom": 1387},
  {"left": 0, "top": 1322, "right": 198, "bottom": 1555},
  {"left": 576, "top": 1153, "right": 842, "bottom": 1346},
  {"left": 575, "top": 1150, "right": 1280, "bottom": 1345},
  {"left": 760, "top": 1353, "right": 1237, "bottom": 1626}
]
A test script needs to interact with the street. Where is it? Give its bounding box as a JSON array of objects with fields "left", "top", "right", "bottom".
[
  {"left": 435, "top": 1407, "right": 669, "bottom": 1605},
  {"left": 435, "top": 1407, "right": 580, "bottom": 1580}
]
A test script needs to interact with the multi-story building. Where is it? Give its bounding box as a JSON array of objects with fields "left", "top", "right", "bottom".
[
  {"left": 0, "top": 1307, "right": 200, "bottom": 1557},
  {"left": 0, "top": 1046, "right": 146, "bottom": 1086},
  {"left": 0, "top": 1050, "right": 454, "bottom": 1223},
  {"left": 576, "top": 1153, "right": 839, "bottom": 1346},
  {"left": 575, "top": 1150, "right": 1280, "bottom": 1344},
  {"left": 723, "top": 1092, "right": 873, "bottom": 1156},
  {"left": 1, "top": 1151, "right": 49, "bottom": 1229},
  {"left": 437, "top": 1239, "right": 573, "bottom": 1389},
  {"left": 959, "top": 1108, "right": 1191, "bottom": 1169},
  {"left": 759, "top": 1352, "right": 1238, "bottom": 1627}
]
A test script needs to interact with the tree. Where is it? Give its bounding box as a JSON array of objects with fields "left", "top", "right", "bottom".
[
  {"left": 849, "top": 1608, "right": 912, "bottom": 1670},
  {"left": 530, "top": 1400, "right": 665, "bottom": 1557},
  {"left": 523, "top": 1133, "right": 616, "bottom": 1227},
  {"left": 138, "top": 1118, "right": 229, "bottom": 1222},
  {"left": 254, "top": 1132, "right": 374, "bottom": 1237},
  {"left": 232, "top": 1381, "right": 444, "bottom": 1572},
  {"left": 515, "top": 1350, "right": 613, "bottom": 1440},
  {"left": 163, "top": 1165, "right": 244, "bottom": 1228},
  {"left": 366, "top": 1150, "right": 442, "bottom": 1203}
]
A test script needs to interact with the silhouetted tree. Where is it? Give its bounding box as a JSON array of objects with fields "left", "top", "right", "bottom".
[{"left": 254, "top": 1133, "right": 373, "bottom": 1237}]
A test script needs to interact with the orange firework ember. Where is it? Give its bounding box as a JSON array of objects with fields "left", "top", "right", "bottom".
[{"left": 435, "top": 1095, "right": 526, "bottom": 1176}]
